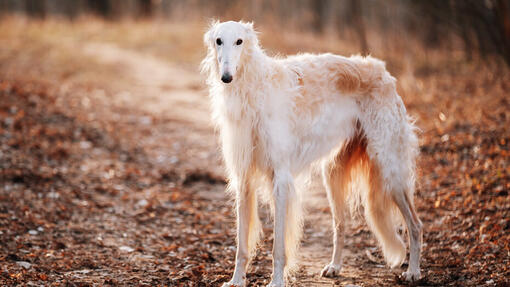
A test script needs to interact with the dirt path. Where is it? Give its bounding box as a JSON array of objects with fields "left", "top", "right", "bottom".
[
  {"left": 81, "top": 42, "right": 226, "bottom": 178},
  {"left": 83, "top": 43, "right": 210, "bottom": 127}
]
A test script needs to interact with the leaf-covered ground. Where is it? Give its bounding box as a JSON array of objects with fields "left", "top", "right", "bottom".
[{"left": 0, "top": 18, "right": 509, "bottom": 286}]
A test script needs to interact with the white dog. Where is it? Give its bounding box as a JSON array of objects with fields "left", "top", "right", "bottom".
[{"left": 201, "top": 21, "right": 422, "bottom": 287}]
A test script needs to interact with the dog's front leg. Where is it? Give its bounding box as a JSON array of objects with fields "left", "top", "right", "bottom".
[
  {"left": 223, "top": 181, "right": 255, "bottom": 287},
  {"left": 268, "top": 171, "right": 292, "bottom": 287}
]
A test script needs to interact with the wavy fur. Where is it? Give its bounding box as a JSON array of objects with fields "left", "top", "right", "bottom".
[{"left": 201, "top": 21, "right": 423, "bottom": 286}]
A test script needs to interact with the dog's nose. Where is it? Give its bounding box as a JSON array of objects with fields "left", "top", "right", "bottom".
[{"left": 221, "top": 73, "right": 233, "bottom": 83}]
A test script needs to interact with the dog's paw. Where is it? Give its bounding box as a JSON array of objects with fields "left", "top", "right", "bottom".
[
  {"left": 221, "top": 280, "right": 245, "bottom": 287},
  {"left": 320, "top": 263, "right": 342, "bottom": 278},
  {"left": 401, "top": 269, "right": 421, "bottom": 282}
]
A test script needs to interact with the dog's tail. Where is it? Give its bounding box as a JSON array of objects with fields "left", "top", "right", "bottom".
[
  {"left": 362, "top": 164, "right": 406, "bottom": 268},
  {"left": 343, "top": 130, "right": 407, "bottom": 269}
]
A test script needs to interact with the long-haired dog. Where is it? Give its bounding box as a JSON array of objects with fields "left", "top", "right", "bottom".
[{"left": 201, "top": 21, "right": 423, "bottom": 287}]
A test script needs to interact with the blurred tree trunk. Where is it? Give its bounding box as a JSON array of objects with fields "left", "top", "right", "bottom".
[
  {"left": 138, "top": 0, "right": 153, "bottom": 18},
  {"left": 25, "top": 0, "right": 46, "bottom": 19},
  {"left": 350, "top": 0, "right": 368, "bottom": 55},
  {"left": 0, "top": 1, "right": 7, "bottom": 16},
  {"left": 87, "top": 0, "right": 112, "bottom": 18},
  {"left": 461, "top": 0, "right": 510, "bottom": 64},
  {"left": 416, "top": 0, "right": 510, "bottom": 65},
  {"left": 213, "top": 0, "right": 230, "bottom": 17},
  {"left": 310, "top": 0, "right": 327, "bottom": 33},
  {"left": 494, "top": 0, "right": 510, "bottom": 64},
  {"left": 451, "top": 0, "right": 473, "bottom": 60},
  {"left": 62, "top": 0, "right": 83, "bottom": 20}
]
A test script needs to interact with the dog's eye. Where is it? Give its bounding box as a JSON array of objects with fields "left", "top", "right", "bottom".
[
  {"left": 236, "top": 39, "right": 243, "bottom": 45},
  {"left": 216, "top": 38, "right": 222, "bottom": 45}
]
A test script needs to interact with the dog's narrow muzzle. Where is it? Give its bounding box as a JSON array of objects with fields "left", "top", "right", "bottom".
[{"left": 221, "top": 73, "right": 233, "bottom": 83}]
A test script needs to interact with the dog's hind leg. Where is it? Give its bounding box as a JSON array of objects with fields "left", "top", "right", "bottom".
[
  {"left": 391, "top": 189, "right": 422, "bottom": 281},
  {"left": 320, "top": 160, "right": 347, "bottom": 277},
  {"left": 362, "top": 137, "right": 422, "bottom": 281},
  {"left": 355, "top": 63, "right": 422, "bottom": 280}
]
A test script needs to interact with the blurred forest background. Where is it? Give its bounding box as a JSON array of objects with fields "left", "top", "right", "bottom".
[
  {"left": 2, "top": 0, "right": 510, "bottom": 63},
  {"left": 0, "top": 0, "right": 508, "bottom": 286}
]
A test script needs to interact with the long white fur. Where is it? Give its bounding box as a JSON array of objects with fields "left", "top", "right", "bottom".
[{"left": 201, "top": 20, "right": 423, "bottom": 287}]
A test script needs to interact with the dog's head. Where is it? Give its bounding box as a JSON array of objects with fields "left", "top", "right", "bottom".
[{"left": 201, "top": 20, "right": 257, "bottom": 84}]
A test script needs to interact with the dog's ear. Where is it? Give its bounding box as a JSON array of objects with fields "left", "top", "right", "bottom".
[
  {"left": 201, "top": 20, "right": 220, "bottom": 78},
  {"left": 241, "top": 21, "right": 258, "bottom": 47},
  {"left": 204, "top": 19, "right": 219, "bottom": 48},
  {"left": 241, "top": 21, "right": 254, "bottom": 32}
]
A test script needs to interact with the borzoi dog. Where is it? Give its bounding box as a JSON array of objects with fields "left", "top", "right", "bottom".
[{"left": 201, "top": 21, "right": 422, "bottom": 287}]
